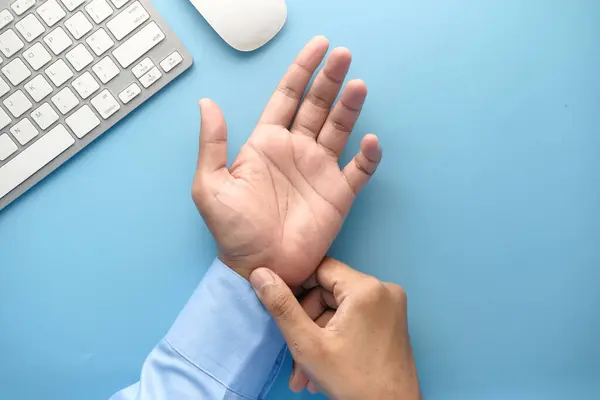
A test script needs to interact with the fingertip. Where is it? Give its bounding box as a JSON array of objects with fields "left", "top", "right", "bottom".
[
  {"left": 361, "top": 134, "right": 382, "bottom": 162},
  {"left": 311, "top": 35, "right": 330, "bottom": 47},
  {"left": 330, "top": 46, "right": 353, "bottom": 62}
]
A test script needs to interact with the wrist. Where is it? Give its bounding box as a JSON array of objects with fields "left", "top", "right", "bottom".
[{"left": 218, "top": 255, "right": 252, "bottom": 281}]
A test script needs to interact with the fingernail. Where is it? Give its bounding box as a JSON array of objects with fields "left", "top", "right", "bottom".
[{"left": 250, "top": 268, "right": 275, "bottom": 291}]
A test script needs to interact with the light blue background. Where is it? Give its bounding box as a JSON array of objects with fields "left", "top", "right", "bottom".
[{"left": 1, "top": 0, "right": 599, "bottom": 399}]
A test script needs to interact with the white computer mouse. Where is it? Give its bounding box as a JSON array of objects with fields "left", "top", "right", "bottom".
[{"left": 189, "top": 0, "right": 288, "bottom": 52}]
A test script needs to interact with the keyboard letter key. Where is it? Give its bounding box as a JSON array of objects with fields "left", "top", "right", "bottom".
[
  {"left": 31, "top": 102, "right": 59, "bottom": 129},
  {"left": 0, "top": 29, "right": 25, "bottom": 58},
  {"left": 44, "top": 59, "right": 73, "bottom": 86},
  {"left": 22, "top": 42, "right": 52, "bottom": 70},
  {"left": 10, "top": 118, "right": 39, "bottom": 145},
  {"left": 2, "top": 58, "right": 32, "bottom": 86},
  {"left": 44, "top": 26, "right": 72, "bottom": 55}
]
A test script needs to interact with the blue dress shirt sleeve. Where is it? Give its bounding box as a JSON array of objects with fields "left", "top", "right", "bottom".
[{"left": 110, "top": 259, "right": 287, "bottom": 400}]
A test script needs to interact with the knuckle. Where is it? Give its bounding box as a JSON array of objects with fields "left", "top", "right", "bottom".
[
  {"left": 359, "top": 277, "right": 387, "bottom": 304},
  {"left": 305, "top": 91, "right": 331, "bottom": 110},
  {"left": 386, "top": 283, "right": 407, "bottom": 304},
  {"left": 328, "top": 117, "right": 352, "bottom": 134},
  {"left": 268, "top": 289, "right": 294, "bottom": 319},
  {"left": 355, "top": 157, "right": 376, "bottom": 177},
  {"left": 277, "top": 82, "right": 302, "bottom": 101}
]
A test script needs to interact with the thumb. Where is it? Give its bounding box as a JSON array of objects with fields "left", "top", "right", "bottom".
[
  {"left": 197, "top": 98, "right": 228, "bottom": 174},
  {"left": 251, "top": 269, "right": 320, "bottom": 355}
]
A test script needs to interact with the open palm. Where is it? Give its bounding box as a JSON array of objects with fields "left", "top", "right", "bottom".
[{"left": 192, "top": 37, "right": 382, "bottom": 286}]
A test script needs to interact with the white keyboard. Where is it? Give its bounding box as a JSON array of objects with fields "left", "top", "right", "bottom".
[{"left": 0, "top": 0, "right": 191, "bottom": 210}]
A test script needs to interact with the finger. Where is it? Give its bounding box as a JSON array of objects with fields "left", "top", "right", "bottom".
[
  {"left": 197, "top": 99, "right": 228, "bottom": 174},
  {"left": 289, "top": 362, "right": 309, "bottom": 393},
  {"left": 315, "top": 310, "right": 335, "bottom": 328},
  {"left": 301, "top": 287, "right": 337, "bottom": 320},
  {"left": 317, "top": 79, "right": 368, "bottom": 158},
  {"left": 316, "top": 258, "right": 370, "bottom": 304},
  {"left": 290, "top": 47, "right": 352, "bottom": 138},
  {"left": 307, "top": 381, "right": 320, "bottom": 394},
  {"left": 342, "top": 134, "right": 382, "bottom": 194},
  {"left": 250, "top": 269, "right": 321, "bottom": 359},
  {"left": 259, "top": 36, "right": 329, "bottom": 127}
]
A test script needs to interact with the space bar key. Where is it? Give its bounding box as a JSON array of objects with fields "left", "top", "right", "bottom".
[{"left": 0, "top": 124, "right": 75, "bottom": 199}]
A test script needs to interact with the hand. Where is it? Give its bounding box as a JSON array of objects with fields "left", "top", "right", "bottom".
[
  {"left": 192, "top": 36, "right": 382, "bottom": 286},
  {"left": 249, "top": 258, "right": 422, "bottom": 400}
]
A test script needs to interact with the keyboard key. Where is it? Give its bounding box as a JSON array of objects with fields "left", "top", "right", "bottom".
[
  {"left": 11, "top": 0, "right": 36, "bottom": 16},
  {"left": 91, "top": 89, "right": 119, "bottom": 119},
  {"left": 65, "top": 43, "right": 93, "bottom": 71},
  {"left": 4, "top": 90, "right": 33, "bottom": 118},
  {"left": 139, "top": 66, "right": 161, "bottom": 88},
  {"left": 59, "top": 0, "right": 86, "bottom": 12},
  {"left": 64, "top": 11, "right": 92, "bottom": 39},
  {"left": 72, "top": 71, "right": 99, "bottom": 99},
  {"left": 2, "top": 58, "right": 32, "bottom": 86},
  {"left": 10, "top": 117, "right": 38, "bottom": 145},
  {"left": 51, "top": 86, "right": 78, "bottom": 114},
  {"left": 109, "top": 0, "right": 129, "bottom": 9},
  {"left": 65, "top": 104, "right": 99, "bottom": 138},
  {"left": 36, "top": 0, "right": 65, "bottom": 27},
  {"left": 15, "top": 14, "right": 45, "bottom": 42},
  {"left": 24, "top": 74, "right": 52, "bottom": 101},
  {"left": 44, "top": 59, "right": 72, "bottom": 86},
  {"left": 0, "top": 29, "right": 25, "bottom": 57},
  {"left": 86, "top": 28, "right": 114, "bottom": 56},
  {"left": 85, "top": 0, "right": 112, "bottom": 24},
  {"left": 44, "top": 26, "right": 72, "bottom": 55},
  {"left": 160, "top": 51, "right": 183, "bottom": 73},
  {"left": 131, "top": 57, "right": 154, "bottom": 78},
  {"left": 0, "top": 108, "right": 12, "bottom": 130},
  {"left": 106, "top": 1, "right": 148, "bottom": 41},
  {"left": 0, "top": 9, "right": 15, "bottom": 30},
  {"left": 0, "top": 124, "right": 75, "bottom": 199},
  {"left": 118, "top": 82, "right": 140, "bottom": 104},
  {"left": 92, "top": 56, "right": 119, "bottom": 84},
  {"left": 112, "top": 22, "right": 164, "bottom": 68},
  {"left": 22, "top": 42, "right": 52, "bottom": 70},
  {"left": 30, "top": 102, "right": 58, "bottom": 129},
  {"left": 0, "top": 76, "right": 10, "bottom": 98},
  {"left": 0, "top": 134, "right": 18, "bottom": 161}
]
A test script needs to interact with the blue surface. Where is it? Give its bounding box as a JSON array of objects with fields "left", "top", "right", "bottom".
[{"left": 1, "top": 0, "right": 599, "bottom": 399}]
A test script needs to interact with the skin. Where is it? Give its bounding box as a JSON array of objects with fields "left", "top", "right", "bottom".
[
  {"left": 192, "top": 36, "right": 383, "bottom": 287},
  {"left": 250, "top": 258, "right": 422, "bottom": 400},
  {"left": 192, "top": 37, "right": 420, "bottom": 397}
]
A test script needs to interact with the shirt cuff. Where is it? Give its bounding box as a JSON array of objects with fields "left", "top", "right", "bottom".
[{"left": 165, "top": 259, "right": 287, "bottom": 400}]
